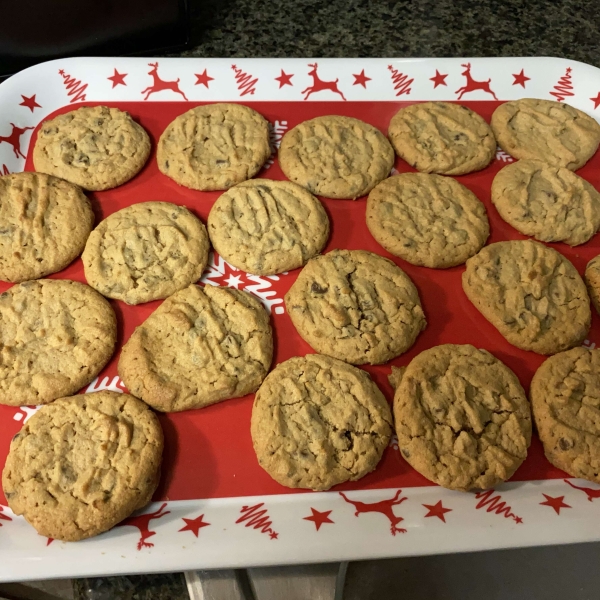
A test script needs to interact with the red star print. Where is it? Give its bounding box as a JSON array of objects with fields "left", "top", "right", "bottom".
[
  {"left": 107, "top": 69, "right": 127, "bottom": 88},
  {"left": 540, "top": 494, "right": 571, "bottom": 515},
  {"left": 58, "top": 69, "right": 65, "bottom": 75},
  {"left": 195, "top": 69, "right": 214, "bottom": 88},
  {"left": 275, "top": 69, "right": 294, "bottom": 88},
  {"left": 303, "top": 508, "right": 334, "bottom": 531},
  {"left": 352, "top": 69, "right": 371, "bottom": 88},
  {"left": 512, "top": 69, "right": 530, "bottom": 88},
  {"left": 514, "top": 516, "right": 524, "bottom": 524},
  {"left": 591, "top": 92, "right": 600, "bottom": 109},
  {"left": 19, "top": 94, "right": 41, "bottom": 113},
  {"left": 423, "top": 501, "right": 452, "bottom": 523},
  {"left": 46, "top": 537, "right": 54, "bottom": 546},
  {"left": 430, "top": 70, "right": 448, "bottom": 88},
  {"left": 269, "top": 531, "right": 279, "bottom": 539},
  {"left": 179, "top": 514, "right": 211, "bottom": 537}
]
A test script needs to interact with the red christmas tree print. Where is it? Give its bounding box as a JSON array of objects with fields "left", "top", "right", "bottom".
[
  {"left": 119, "top": 502, "right": 171, "bottom": 550},
  {"left": 275, "top": 69, "right": 294, "bottom": 88},
  {"left": 179, "top": 514, "right": 211, "bottom": 537},
  {"left": 0, "top": 505, "right": 12, "bottom": 527},
  {"left": 142, "top": 62, "right": 188, "bottom": 101},
  {"left": 58, "top": 69, "right": 88, "bottom": 103},
  {"left": 540, "top": 494, "right": 571, "bottom": 515},
  {"left": 430, "top": 70, "right": 448, "bottom": 88},
  {"left": 388, "top": 65, "right": 413, "bottom": 97},
  {"left": 423, "top": 500, "right": 452, "bottom": 523},
  {"left": 455, "top": 63, "right": 498, "bottom": 100},
  {"left": 564, "top": 478, "right": 600, "bottom": 501},
  {"left": 512, "top": 69, "right": 530, "bottom": 88},
  {"left": 195, "top": 69, "right": 214, "bottom": 88},
  {"left": 302, "top": 63, "right": 346, "bottom": 101},
  {"left": 0, "top": 123, "right": 34, "bottom": 159},
  {"left": 19, "top": 94, "right": 41, "bottom": 112},
  {"left": 235, "top": 503, "right": 278, "bottom": 539},
  {"left": 550, "top": 67, "right": 574, "bottom": 102},
  {"left": 474, "top": 489, "right": 522, "bottom": 523},
  {"left": 352, "top": 69, "right": 371, "bottom": 88},
  {"left": 303, "top": 508, "right": 334, "bottom": 531},
  {"left": 232, "top": 64, "right": 258, "bottom": 97},
  {"left": 107, "top": 68, "right": 127, "bottom": 88},
  {"left": 340, "top": 490, "right": 408, "bottom": 536}
]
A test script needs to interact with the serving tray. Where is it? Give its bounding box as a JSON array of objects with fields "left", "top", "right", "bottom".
[{"left": 1, "top": 56, "right": 600, "bottom": 582}]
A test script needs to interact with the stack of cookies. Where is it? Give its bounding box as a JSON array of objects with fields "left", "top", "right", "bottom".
[{"left": 2, "top": 92, "right": 600, "bottom": 543}]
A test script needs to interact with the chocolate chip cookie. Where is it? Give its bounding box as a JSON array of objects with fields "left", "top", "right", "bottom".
[
  {"left": 392, "top": 344, "right": 531, "bottom": 491},
  {"left": 251, "top": 353, "right": 392, "bottom": 491}
]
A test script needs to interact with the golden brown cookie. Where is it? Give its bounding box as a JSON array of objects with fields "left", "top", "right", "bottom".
[
  {"left": 0, "top": 279, "right": 117, "bottom": 406},
  {"left": 0, "top": 172, "right": 94, "bottom": 282},
  {"left": 33, "top": 106, "right": 151, "bottom": 191},
  {"left": 284, "top": 249, "right": 426, "bottom": 364},
  {"left": 585, "top": 254, "right": 600, "bottom": 316},
  {"left": 462, "top": 240, "right": 591, "bottom": 355},
  {"left": 207, "top": 179, "right": 330, "bottom": 276},
  {"left": 531, "top": 347, "right": 600, "bottom": 484},
  {"left": 2, "top": 391, "right": 163, "bottom": 541},
  {"left": 366, "top": 173, "right": 489, "bottom": 268},
  {"left": 491, "top": 160, "right": 600, "bottom": 246},
  {"left": 491, "top": 99, "right": 600, "bottom": 170},
  {"left": 157, "top": 103, "right": 271, "bottom": 191},
  {"left": 279, "top": 115, "right": 395, "bottom": 199},
  {"left": 393, "top": 344, "right": 531, "bottom": 491},
  {"left": 388, "top": 101, "right": 496, "bottom": 175},
  {"left": 251, "top": 353, "right": 392, "bottom": 491},
  {"left": 118, "top": 284, "right": 273, "bottom": 412},
  {"left": 82, "top": 202, "right": 209, "bottom": 305}
]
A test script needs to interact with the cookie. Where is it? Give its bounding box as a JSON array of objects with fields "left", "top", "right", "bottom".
[
  {"left": 207, "top": 179, "right": 330, "bottom": 276},
  {"left": 491, "top": 99, "right": 600, "bottom": 171},
  {"left": 0, "top": 172, "right": 94, "bottom": 282},
  {"left": 492, "top": 160, "right": 600, "bottom": 246},
  {"left": 157, "top": 103, "right": 271, "bottom": 191},
  {"left": 278, "top": 115, "right": 395, "bottom": 199},
  {"left": 118, "top": 284, "right": 273, "bottom": 412},
  {"left": 33, "top": 106, "right": 151, "bottom": 191},
  {"left": 0, "top": 279, "right": 117, "bottom": 406},
  {"left": 2, "top": 390, "right": 163, "bottom": 541},
  {"left": 531, "top": 347, "right": 600, "bottom": 483},
  {"left": 585, "top": 255, "right": 600, "bottom": 316},
  {"left": 387, "top": 102, "right": 496, "bottom": 176},
  {"left": 366, "top": 173, "right": 489, "bottom": 268},
  {"left": 251, "top": 353, "right": 392, "bottom": 491},
  {"left": 392, "top": 344, "right": 531, "bottom": 491},
  {"left": 82, "top": 202, "right": 209, "bottom": 305},
  {"left": 462, "top": 240, "right": 591, "bottom": 355},
  {"left": 285, "top": 249, "right": 426, "bottom": 364}
]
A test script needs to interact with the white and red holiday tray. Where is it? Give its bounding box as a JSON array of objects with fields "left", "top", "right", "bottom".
[{"left": 1, "top": 56, "right": 600, "bottom": 582}]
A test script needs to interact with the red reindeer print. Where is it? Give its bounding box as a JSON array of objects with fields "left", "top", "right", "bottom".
[
  {"left": 302, "top": 63, "right": 346, "bottom": 101},
  {"left": 119, "top": 502, "right": 170, "bottom": 550},
  {"left": 0, "top": 124, "right": 33, "bottom": 159},
  {"left": 564, "top": 479, "right": 600, "bottom": 502},
  {"left": 455, "top": 63, "right": 498, "bottom": 100},
  {"left": 142, "top": 63, "right": 188, "bottom": 101},
  {"left": 0, "top": 505, "right": 12, "bottom": 526},
  {"left": 1, "top": 164, "right": 9, "bottom": 175},
  {"left": 340, "top": 490, "right": 408, "bottom": 536}
]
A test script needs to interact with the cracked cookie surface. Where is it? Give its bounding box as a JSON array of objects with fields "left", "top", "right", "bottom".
[
  {"left": 33, "top": 106, "right": 151, "bottom": 191},
  {"left": 279, "top": 115, "right": 395, "bottom": 199},
  {"left": 157, "top": 103, "right": 271, "bottom": 191},
  {"left": 285, "top": 249, "right": 426, "bottom": 365},
  {"left": 118, "top": 284, "right": 273, "bottom": 412},
  {"left": 492, "top": 160, "right": 600, "bottom": 246},
  {"left": 531, "top": 347, "right": 600, "bottom": 484},
  {"left": 0, "top": 279, "right": 117, "bottom": 406},
  {"left": 0, "top": 172, "right": 94, "bottom": 282},
  {"left": 392, "top": 344, "right": 531, "bottom": 491},
  {"left": 585, "top": 254, "right": 600, "bottom": 316},
  {"left": 366, "top": 173, "right": 489, "bottom": 268},
  {"left": 462, "top": 240, "right": 591, "bottom": 355},
  {"left": 388, "top": 102, "right": 496, "bottom": 175},
  {"left": 83, "top": 201, "right": 209, "bottom": 305},
  {"left": 251, "top": 353, "right": 392, "bottom": 491},
  {"left": 2, "top": 390, "right": 163, "bottom": 541},
  {"left": 207, "top": 179, "right": 329, "bottom": 276},
  {"left": 491, "top": 98, "right": 600, "bottom": 170}
]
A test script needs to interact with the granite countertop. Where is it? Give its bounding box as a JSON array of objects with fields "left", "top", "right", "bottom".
[{"left": 5, "top": 0, "right": 600, "bottom": 598}]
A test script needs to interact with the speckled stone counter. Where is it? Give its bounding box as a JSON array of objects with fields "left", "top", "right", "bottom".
[{"left": 63, "top": 0, "right": 597, "bottom": 598}]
